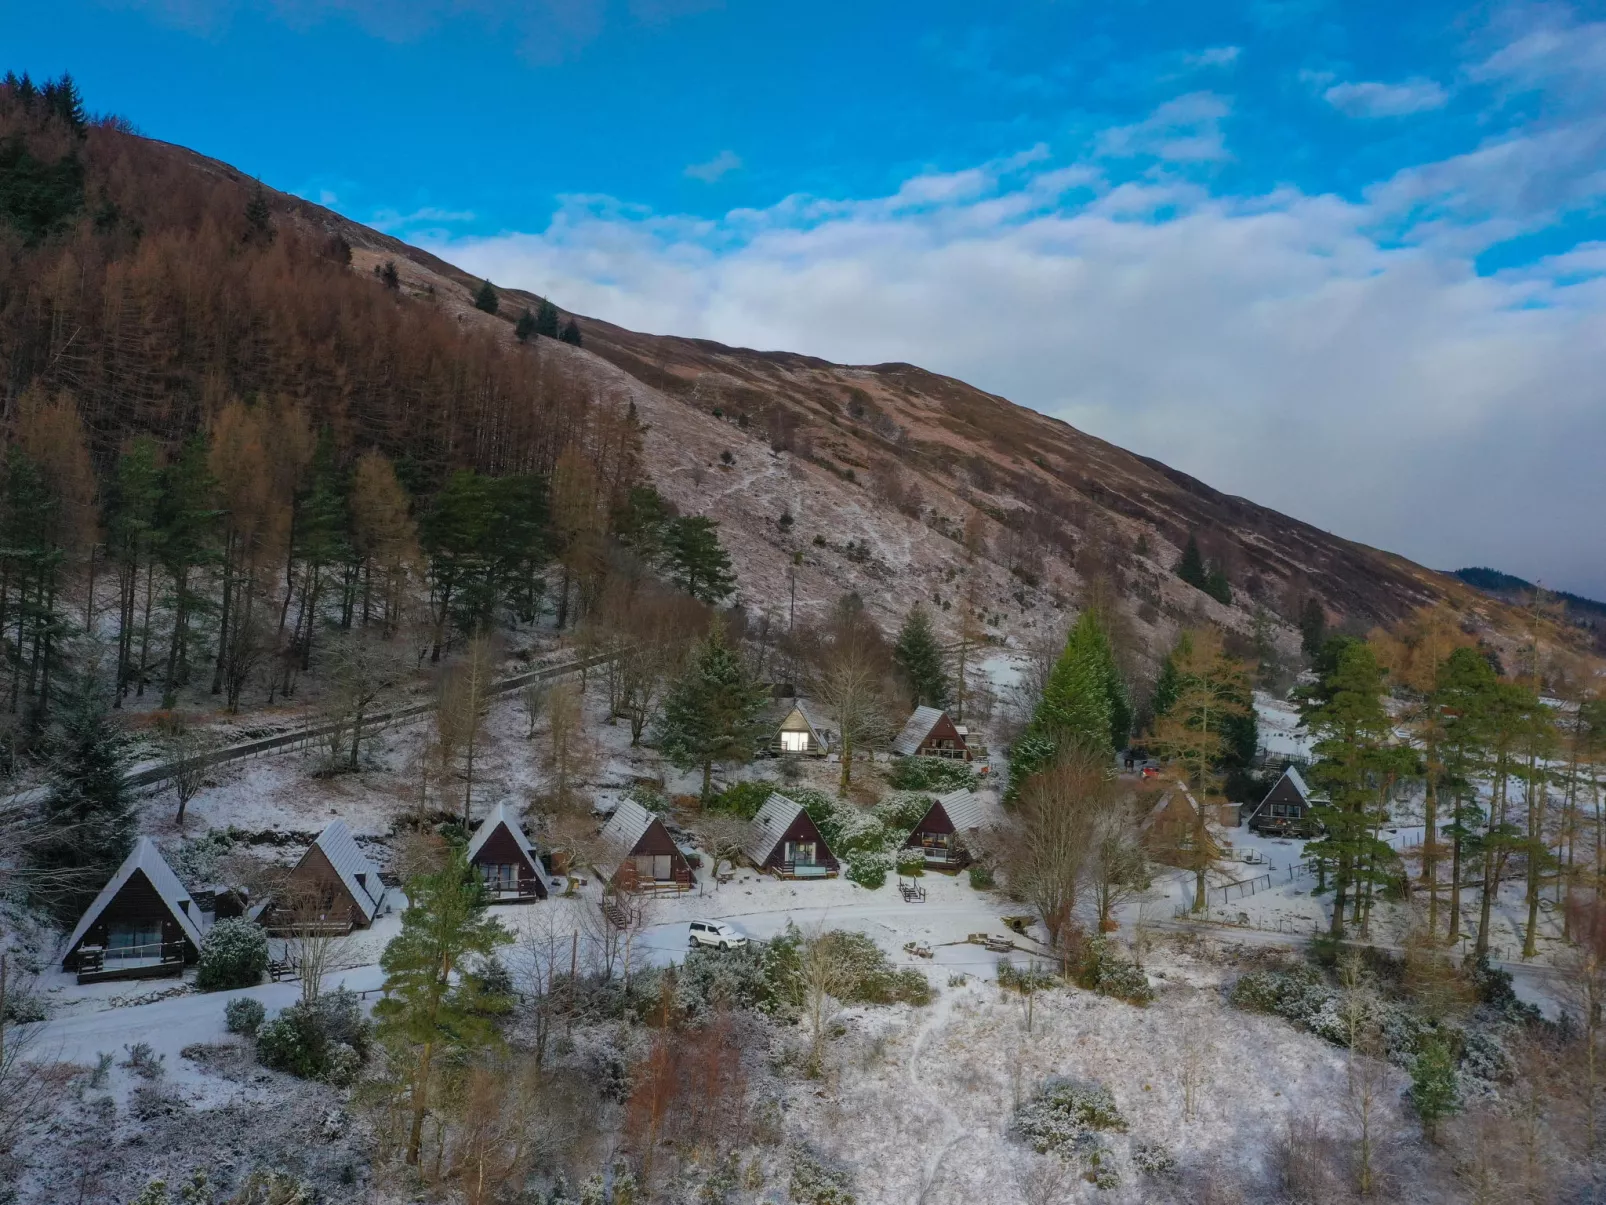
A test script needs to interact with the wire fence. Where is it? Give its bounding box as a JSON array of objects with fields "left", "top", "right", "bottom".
[{"left": 1210, "top": 873, "right": 1272, "bottom": 906}]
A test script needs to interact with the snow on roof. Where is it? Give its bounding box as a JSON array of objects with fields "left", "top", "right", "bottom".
[
  {"left": 744, "top": 792, "right": 809, "bottom": 866},
  {"left": 62, "top": 837, "right": 203, "bottom": 958},
  {"left": 1140, "top": 783, "right": 1201, "bottom": 832},
  {"left": 1284, "top": 765, "right": 1312, "bottom": 801},
  {"left": 934, "top": 787, "right": 985, "bottom": 832},
  {"left": 309, "top": 819, "right": 385, "bottom": 922},
  {"left": 600, "top": 798, "right": 657, "bottom": 858},
  {"left": 891, "top": 706, "right": 947, "bottom": 757},
  {"left": 466, "top": 800, "right": 537, "bottom": 867}
]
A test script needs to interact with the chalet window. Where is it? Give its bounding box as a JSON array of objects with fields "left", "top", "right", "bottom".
[
  {"left": 634, "top": 854, "right": 672, "bottom": 880},
  {"left": 920, "top": 833, "right": 951, "bottom": 850},
  {"left": 780, "top": 730, "right": 810, "bottom": 753},
  {"left": 483, "top": 864, "right": 517, "bottom": 891},
  {"left": 785, "top": 841, "right": 817, "bottom": 866},
  {"left": 107, "top": 921, "right": 162, "bottom": 960}
]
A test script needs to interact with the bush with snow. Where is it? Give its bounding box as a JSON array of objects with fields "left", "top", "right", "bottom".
[
  {"left": 844, "top": 844, "right": 894, "bottom": 889},
  {"left": 1076, "top": 936, "right": 1153, "bottom": 1005},
  {"left": 873, "top": 790, "right": 934, "bottom": 832},
  {"left": 196, "top": 917, "right": 269, "bottom": 991},
  {"left": 225, "top": 996, "right": 266, "bottom": 1036},
  {"left": 255, "top": 988, "right": 371, "bottom": 1085},
  {"left": 789, "top": 1146, "right": 857, "bottom": 1205},
  {"left": 884, "top": 757, "right": 976, "bottom": 792},
  {"left": 1132, "top": 1139, "right": 1179, "bottom": 1179},
  {"left": 1012, "top": 1076, "right": 1127, "bottom": 1161}
]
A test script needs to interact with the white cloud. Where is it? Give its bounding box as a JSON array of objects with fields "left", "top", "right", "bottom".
[
  {"left": 370, "top": 205, "right": 478, "bottom": 231},
  {"left": 1323, "top": 77, "right": 1449, "bottom": 117},
  {"left": 1095, "top": 92, "right": 1232, "bottom": 163},
  {"left": 1184, "top": 45, "right": 1242, "bottom": 69},
  {"left": 684, "top": 150, "right": 742, "bottom": 183}
]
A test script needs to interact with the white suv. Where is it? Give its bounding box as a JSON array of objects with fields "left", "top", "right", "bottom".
[{"left": 688, "top": 920, "right": 747, "bottom": 951}]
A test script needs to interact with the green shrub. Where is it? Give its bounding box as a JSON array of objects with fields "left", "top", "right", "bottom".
[
  {"left": 967, "top": 863, "right": 994, "bottom": 889},
  {"left": 766, "top": 925, "right": 932, "bottom": 1009},
  {"left": 710, "top": 780, "right": 772, "bottom": 819},
  {"left": 885, "top": 757, "right": 976, "bottom": 793},
  {"left": 895, "top": 850, "right": 926, "bottom": 877},
  {"left": 844, "top": 845, "right": 893, "bottom": 889},
  {"left": 225, "top": 997, "right": 266, "bottom": 1036},
  {"left": 873, "top": 791, "right": 934, "bottom": 832},
  {"left": 1012, "top": 1077, "right": 1127, "bottom": 1157},
  {"left": 1132, "top": 1139, "right": 1179, "bottom": 1179},
  {"left": 1076, "top": 937, "right": 1153, "bottom": 1005},
  {"left": 196, "top": 918, "right": 269, "bottom": 991},
  {"left": 255, "top": 989, "right": 372, "bottom": 1085},
  {"left": 789, "top": 1147, "right": 856, "bottom": 1205}
]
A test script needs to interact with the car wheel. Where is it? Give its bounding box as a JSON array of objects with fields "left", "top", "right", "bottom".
[
  {"left": 719, "top": 941, "right": 729, "bottom": 951},
  {"left": 688, "top": 936, "right": 699, "bottom": 948}
]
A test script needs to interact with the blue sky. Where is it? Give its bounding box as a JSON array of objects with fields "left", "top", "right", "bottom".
[{"left": 9, "top": 0, "right": 1606, "bottom": 598}]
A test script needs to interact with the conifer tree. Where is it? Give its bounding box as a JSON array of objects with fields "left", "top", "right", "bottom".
[
  {"left": 32, "top": 650, "right": 135, "bottom": 919},
  {"left": 374, "top": 848, "right": 511, "bottom": 1166},
  {"left": 1299, "top": 597, "right": 1327, "bottom": 659},
  {"left": 558, "top": 317, "right": 582, "bottom": 346},
  {"left": 472, "top": 279, "right": 499, "bottom": 315},
  {"left": 107, "top": 437, "right": 163, "bottom": 704},
  {"left": 661, "top": 515, "right": 736, "bottom": 604},
  {"left": 1007, "top": 609, "right": 1128, "bottom": 801},
  {"left": 1203, "top": 566, "right": 1233, "bottom": 606},
  {"left": 514, "top": 307, "right": 535, "bottom": 342},
  {"left": 656, "top": 623, "right": 769, "bottom": 799},
  {"left": 1409, "top": 1034, "right": 1460, "bottom": 1142},
  {"left": 156, "top": 434, "right": 221, "bottom": 706},
  {"left": 244, "top": 182, "right": 273, "bottom": 243},
  {"left": 1176, "top": 534, "right": 1207, "bottom": 591},
  {"left": 1299, "top": 640, "right": 1397, "bottom": 937},
  {"left": 892, "top": 605, "right": 949, "bottom": 710},
  {"left": 534, "top": 297, "right": 560, "bottom": 338}
]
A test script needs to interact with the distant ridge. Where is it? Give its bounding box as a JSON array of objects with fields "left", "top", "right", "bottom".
[{"left": 1454, "top": 567, "right": 1606, "bottom": 620}]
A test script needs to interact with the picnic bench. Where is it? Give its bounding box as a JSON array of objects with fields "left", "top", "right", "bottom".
[
  {"left": 967, "top": 932, "right": 1016, "bottom": 953},
  {"left": 898, "top": 878, "right": 926, "bottom": 902},
  {"left": 903, "top": 940, "right": 934, "bottom": 959}
]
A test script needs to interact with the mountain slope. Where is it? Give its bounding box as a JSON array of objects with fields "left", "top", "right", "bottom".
[{"left": 2, "top": 114, "right": 1552, "bottom": 674}]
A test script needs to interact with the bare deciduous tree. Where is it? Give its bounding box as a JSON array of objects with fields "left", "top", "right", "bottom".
[{"left": 997, "top": 750, "right": 1109, "bottom": 956}]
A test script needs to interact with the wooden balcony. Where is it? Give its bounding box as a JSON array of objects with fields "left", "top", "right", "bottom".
[{"left": 75, "top": 942, "right": 186, "bottom": 984}]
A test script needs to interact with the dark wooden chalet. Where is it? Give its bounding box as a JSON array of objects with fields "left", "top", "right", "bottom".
[
  {"left": 1140, "top": 783, "right": 1227, "bottom": 867},
  {"left": 467, "top": 801, "right": 548, "bottom": 902},
  {"left": 599, "top": 799, "right": 694, "bottom": 892},
  {"left": 744, "top": 793, "right": 838, "bottom": 878},
  {"left": 61, "top": 838, "right": 204, "bottom": 983},
  {"left": 905, "top": 788, "right": 986, "bottom": 868},
  {"left": 768, "top": 701, "right": 834, "bottom": 757},
  {"left": 1246, "top": 766, "right": 1322, "bottom": 837},
  {"left": 890, "top": 706, "right": 971, "bottom": 761},
  {"left": 272, "top": 820, "right": 387, "bottom": 933}
]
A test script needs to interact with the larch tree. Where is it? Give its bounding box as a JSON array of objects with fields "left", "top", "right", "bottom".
[
  {"left": 1149, "top": 627, "right": 1249, "bottom": 913},
  {"left": 806, "top": 596, "right": 895, "bottom": 794},
  {"left": 438, "top": 636, "right": 497, "bottom": 825},
  {"left": 374, "top": 848, "right": 511, "bottom": 1167},
  {"left": 348, "top": 452, "right": 419, "bottom": 637},
  {"left": 155, "top": 433, "right": 221, "bottom": 707},
  {"left": 1371, "top": 604, "right": 1476, "bottom": 941},
  {"left": 549, "top": 446, "right": 607, "bottom": 629}
]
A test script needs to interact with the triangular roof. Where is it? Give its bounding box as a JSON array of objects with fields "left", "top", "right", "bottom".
[
  {"left": 931, "top": 787, "right": 986, "bottom": 832},
  {"left": 1282, "top": 765, "right": 1312, "bottom": 801},
  {"left": 600, "top": 798, "right": 658, "bottom": 858},
  {"left": 891, "top": 706, "right": 949, "bottom": 757},
  {"left": 1139, "top": 783, "right": 1202, "bottom": 833},
  {"left": 743, "top": 792, "right": 822, "bottom": 866},
  {"left": 62, "top": 837, "right": 204, "bottom": 958},
  {"left": 303, "top": 819, "right": 385, "bottom": 923},
  {"left": 777, "top": 701, "right": 833, "bottom": 750},
  {"left": 466, "top": 801, "right": 539, "bottom": 870}
]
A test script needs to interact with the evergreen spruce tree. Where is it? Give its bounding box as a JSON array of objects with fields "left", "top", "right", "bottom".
[
  {"left": 378, "top": 260, "right": 400, "bottom": 290},
  {"left": 472, "top": 279, "right": 499, "bottom": 315},
  {"left": 514, "top": 307, "right": 535, "bottom": 342},
  {"left": 1408, "top": 1034, "right": 1460, "bottom": 1142},
  {"left": 1007, "top": 609, "right": 1127, "bottom": 801},
  {"left": 1299, "top": 597, "right": 1327, "bottom": 659},
  {"left": 1203, "top": 566, "right": 1233, "bottom": 606},
  {"left": 32, "top": 650, "right": 135, "bottom": 919},
  {"left": 661, "top": 515, "right": 736, "bottom": 604},
  {"left": 374, "top": 848, "right": 511, "bottom": 1166},
  {"left": 656, "top": 623, "right": 770, "bottom": 799},
  {"left": 244, "top": 182, "right": 273, "bottom": 243},
  {"left": 1176, "top": 534, "right": 1208, "bottom": 591},
  {"left": 1299, "top": 641, "right": 1397, "bottom": 937},
  {"left": 534, "top": 297, "right": 560, "bottom": 338},
  {"left": 558, "top": 317, "right": 582, "bottom": 346},
  {"left": 892, "top": 605, "right": 949, "bottom": 709}
]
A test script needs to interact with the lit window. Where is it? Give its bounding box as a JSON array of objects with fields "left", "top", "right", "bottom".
[{"left": 780, "top": 730, "right": 810, "bottom": 753}]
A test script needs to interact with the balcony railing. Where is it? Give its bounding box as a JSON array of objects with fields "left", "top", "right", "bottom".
[{"left": 75, "top": 941, "right": 186, "bottom": 983}]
